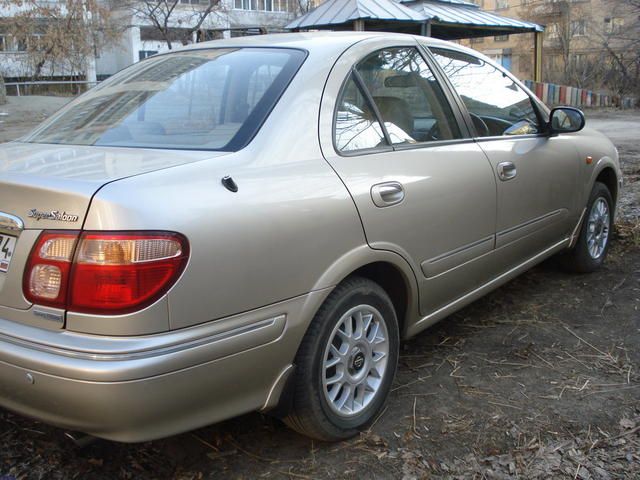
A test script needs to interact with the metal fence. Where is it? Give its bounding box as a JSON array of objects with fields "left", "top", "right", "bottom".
[
  {"left": 523, "top": 80, "right": 637, "bottom": 109},
  {"left": 4, "top": 80, "right": 99, "bottom": 97}
]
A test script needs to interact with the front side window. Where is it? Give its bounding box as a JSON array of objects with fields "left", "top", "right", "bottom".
[
  {"left": 25, "top": 48, "right": 305, "bottom": 151},
  {"left": 354, "top": 47, "right": 461, "bottom": 145},
  {"left": 431, "top": 48, "right": 540, "bottom": 137}
]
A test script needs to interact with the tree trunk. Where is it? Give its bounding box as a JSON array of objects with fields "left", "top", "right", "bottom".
[{"left": 0, "top": 75, "right": 6, "bottom": 105}]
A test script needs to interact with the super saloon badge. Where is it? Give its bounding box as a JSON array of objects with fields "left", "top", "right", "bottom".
[{"left": 27, "top": 209, "right": 79, "bottom": 222}]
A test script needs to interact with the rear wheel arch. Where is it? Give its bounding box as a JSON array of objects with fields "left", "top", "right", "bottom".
[
  {"left": 309, "top": 246, "right": 420, "bottom": 338},
  {"left": 348, "top": 261, "right": 412, "bottom": 338}
]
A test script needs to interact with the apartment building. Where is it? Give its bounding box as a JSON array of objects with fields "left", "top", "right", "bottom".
[
  {"left": 98, "top": 0, "right": 301, "bottom": 77},
  {"left": 461, "top": 0, "right": 638, "bottom": 89},
  {"left": 0, "top": 0, "right": 301, "bottom": 82}
]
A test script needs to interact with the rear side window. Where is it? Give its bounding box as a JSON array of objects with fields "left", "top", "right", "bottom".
[
  {"left": 430, "top": 48, "right": 540, "bottom": 137},
  {"left": 25, "top": 48, "right": 306, "bottom": 151},
  {"left": 335, "top": 74, "right": 388, "bottom": 152}
]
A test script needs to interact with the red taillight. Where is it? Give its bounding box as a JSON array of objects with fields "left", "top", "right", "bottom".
[{"left": 24, "top": 231, "right": 189, "bottom": 315}]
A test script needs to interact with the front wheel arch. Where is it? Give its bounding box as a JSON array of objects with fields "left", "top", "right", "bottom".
[{"left": 595, "top": 167, "right": 618, "bottom": 208}]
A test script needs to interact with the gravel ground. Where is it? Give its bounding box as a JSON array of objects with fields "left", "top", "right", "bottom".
[{"left": 0, "top": 98, "right": 638, "bottom": 479}]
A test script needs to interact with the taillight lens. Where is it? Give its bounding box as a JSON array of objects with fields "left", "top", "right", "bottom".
[
  {"left": 70, "top": 232, "right": 188, "bottom": 314},
  {"left": 24, "top": 231, "right": 189, "bottom": 315},
  {"left": 24, "top": 231, "right": 79, "bottom": 309}
]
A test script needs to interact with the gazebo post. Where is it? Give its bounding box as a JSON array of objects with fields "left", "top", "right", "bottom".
[
  {"left": 353, "top": 19, "right": 365, "bottom": 31},
  {"left": 421, "top": 20, "right": 431, "bottom": 37},
  {"left": 534, "top": 30, "right": 543, "bottom": 82}
]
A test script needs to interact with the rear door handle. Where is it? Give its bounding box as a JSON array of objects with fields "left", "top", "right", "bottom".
[
  {"left": 371, "top": 182, "right": 405, "bottom": 207},
  {"left": 497, "top": 161, "right": 517, "bottom": 181}
]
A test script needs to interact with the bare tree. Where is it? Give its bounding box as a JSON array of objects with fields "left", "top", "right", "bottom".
[
  {"left": 0, "top": 0, "right": 121, "bottom": 81},
  {"left": 295, "top": 0, "right": 314, "bottom": 14},
  {"left": 521, "top": 0, "right": 639, "bottom": 99},
  {"left": 596, "top": 0, "right": 640, "bottom": 97},
  {"left": 127, "top": 0, "right": 224, "bottom": 50},
  {"left": 521, "top": 0, "right": 594, "bottom": 86}
]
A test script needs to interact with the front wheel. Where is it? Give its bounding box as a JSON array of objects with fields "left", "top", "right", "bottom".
[
  {"left": 563, "top": 182, "right": 614, "bottom": 273},
  {"left": 284, "top": 277, "right": 399, "bottom": 441}
]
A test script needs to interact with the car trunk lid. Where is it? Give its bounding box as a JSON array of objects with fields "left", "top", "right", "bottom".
[{"left": 0, "top": 142, "right": 228, "bottom": 310}]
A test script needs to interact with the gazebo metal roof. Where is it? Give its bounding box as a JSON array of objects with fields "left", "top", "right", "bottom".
[
  {"left": 287, "top": 0, "right": 543, "bottom": 39},
  {"left": 402, "top": 0, "right": 543, "bottom": 39},
  {"left": 286, "top": 0, "right": 425, "bottom": 30}
]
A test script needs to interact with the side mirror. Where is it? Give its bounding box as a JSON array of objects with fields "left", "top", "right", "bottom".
[{"left": 548, "top": 107, "right": 585, "bottom": 134}]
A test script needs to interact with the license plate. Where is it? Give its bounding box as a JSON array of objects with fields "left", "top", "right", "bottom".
[{"left": 0, "top": 234, "right": 17, "bottom": 273}]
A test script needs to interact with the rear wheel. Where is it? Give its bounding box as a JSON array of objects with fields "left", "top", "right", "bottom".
[
  {"left": 284, "top": 277, "right": 399, "bottom": 441},
  {"left": 563, "top": 182, "right": 613, "bottom": 273}
]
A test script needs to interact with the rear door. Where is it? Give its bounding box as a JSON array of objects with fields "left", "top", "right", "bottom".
[
  {"left": 319, "top": 38, "right": 498, "bottom": 314},
  {"left": 428, "top": 47, "right": 582, "bottom": 265}
]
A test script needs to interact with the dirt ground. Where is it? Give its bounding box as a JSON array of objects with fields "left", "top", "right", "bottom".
[{"left": 0, "top": 98, "right": 639, "bottom": 479}]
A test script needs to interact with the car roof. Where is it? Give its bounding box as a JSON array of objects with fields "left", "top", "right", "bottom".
[{"left": 176, "top": 31, "right": 459, "bottom": 55}]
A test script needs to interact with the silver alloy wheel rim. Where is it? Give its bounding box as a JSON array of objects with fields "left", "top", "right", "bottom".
[
  {"left": 586, "top": 197, "right": 610, "bottom": 259},
  {"left": 321, "top": 305, "right": 389, "bottom": 418}
]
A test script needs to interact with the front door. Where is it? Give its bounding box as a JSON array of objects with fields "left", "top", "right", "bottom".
[
  {"left": 319, "top": 40, "right": 498, "bottom": 314},
  {"left": 429, "top": 47, "right": 581, "bottom": 265}
]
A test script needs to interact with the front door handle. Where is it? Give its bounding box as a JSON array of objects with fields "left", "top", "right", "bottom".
[
  {"left": 497, "top": 161, "right": 517, "bottom": 181},
  {"left": 371, "top": 182, "right": 405, "bottom": 207}
]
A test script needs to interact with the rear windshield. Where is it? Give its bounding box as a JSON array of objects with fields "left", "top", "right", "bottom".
[{"left": 24, "top": 48, "right": 306, "bottom": 151}]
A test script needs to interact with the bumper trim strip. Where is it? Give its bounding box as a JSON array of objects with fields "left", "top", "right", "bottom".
[{"left": 0, "top": 315, "right": 284, "bottom": 362}]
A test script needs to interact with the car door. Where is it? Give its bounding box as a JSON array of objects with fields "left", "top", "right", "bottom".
[
  {"left": 428, "top": 47, "right": 583, "bottom": 266},
  {"left": 319, "top": 38, "right": 498, "bottom": 314}
]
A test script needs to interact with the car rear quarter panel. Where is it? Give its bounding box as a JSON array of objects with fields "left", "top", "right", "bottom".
[{"left": 81, "top": 52, "right": 368, "bottom": 334}]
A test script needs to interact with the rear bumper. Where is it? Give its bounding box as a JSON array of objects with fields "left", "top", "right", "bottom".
[{"left": 0, "top": 290, "right": 328, "bottom": 442}]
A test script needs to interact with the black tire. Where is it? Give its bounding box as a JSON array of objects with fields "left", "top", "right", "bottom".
[
  {"left": 284, "top": 276, "right": 399, "bottom": 441},
  {"left": 562, "top": 182, "right": 614, "bottom": 273}
]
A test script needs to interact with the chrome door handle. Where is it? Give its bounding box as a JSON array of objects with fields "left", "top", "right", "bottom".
[
  {"left": 497, "top": 161, "right": 517, "bottom": 181},
  {"left": 371, "top": 182, "right": 405, "bottom": 207}
]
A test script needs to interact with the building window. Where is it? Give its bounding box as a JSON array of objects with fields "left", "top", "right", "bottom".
[
  {"left": 470, "top": 37, "right": 484, "bottom": 44},
  {"left": 234, "top": 0, "right": 292, "bottom": 11},
  {"left": 494, "top": 34, "right": 509, "bottom": 42},
  {"left": 545, "top": 54, "right": 561, "bottom": 72},
  {"left": 16, "top": 37, "right": 27, "bottom": 52},
  {"left": 0, "top": 36, "right": 5, "bottom": 52},
  {"left": 547, "top": 23, "right": 559, "bottom": 39},
  {"left": 572, "top": 53, "right": 586, "bottom": 69},
  {"left": 30, "top": 34, "right": 43, "bottom": 50},
  {"left": 495, "top": 0, "right": 508, "bottom": 9},
  {"left": 604, "top": 17, "right": 624, "bottom": 34},
  {"left": 571, "top": 20, "right": 587, "bottom": 36},
  {"left": 139, "top": 50, "right": 158, "bottom": 60}
]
